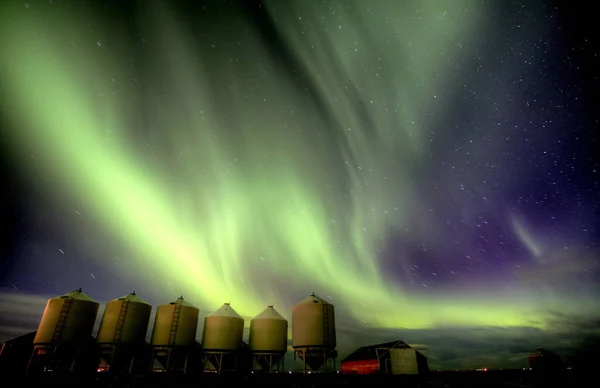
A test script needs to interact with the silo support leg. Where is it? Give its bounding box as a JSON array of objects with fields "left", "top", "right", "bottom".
[
  {"left": 303, "top": 351, "right": 307, "bottom": 374},
  {"left": 109, "top": 350, "right": 116, "bottom": 372},
  {"left": 70, "top": 353, "right": 76, "bottom": 373}
]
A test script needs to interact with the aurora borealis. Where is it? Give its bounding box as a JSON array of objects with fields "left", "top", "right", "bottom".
[{"left": 0, "top": 0, "right": 598, "bottom": 369}]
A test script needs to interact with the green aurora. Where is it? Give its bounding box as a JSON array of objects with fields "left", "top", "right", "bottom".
[{"left": 1, "top": 0, "right": 595, "bottom": 335}]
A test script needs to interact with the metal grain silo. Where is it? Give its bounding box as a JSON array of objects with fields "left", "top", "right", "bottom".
[
  {"left": 97, "top": 292, "right": 151, "bottom": 345},
  {"left": 202, "top": 303, "right": 244, "bottom": 351},
  {"left": 96, "top": 292, "right": 152, "bottom": 374},
  {"left": 291, "top": 293, "right": 337, "bottom": 372},
  {"left": 28, "top": 288, "right": 100, "bottom": 375},
  {"left": 151, "top": 296, "right": 199, "bottom": 347},
  {"left": 249, "top": 305, "right": 287, "bottom": 372},
  {"left": 202, "top": 303, "right": 244, "bottom": 374},
  {"left": 150, "top": 296, "right": 199, "bottom": 373},
  {"left": 33, "top": 288, "right": 99, "bottom": 345}
]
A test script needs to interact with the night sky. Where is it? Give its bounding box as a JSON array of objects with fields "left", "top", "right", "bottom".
[{"left": 0, "top": 0, "right": 598, "bottom": 370}]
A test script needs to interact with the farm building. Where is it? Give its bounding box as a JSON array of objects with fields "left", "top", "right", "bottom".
[
  {"left": 528, "top": 347, "right": 564, "bottom": 372},
  {"left": 341, "top": 340, "right": 428, "bottom": 375}
]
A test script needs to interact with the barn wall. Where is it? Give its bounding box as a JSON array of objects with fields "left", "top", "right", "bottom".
[{"left": 340, "top": 359, "right": 379, "bottom": 374}]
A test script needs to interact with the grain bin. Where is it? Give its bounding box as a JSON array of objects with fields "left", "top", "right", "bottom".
[
  {"left": 249, "top": 305, "right": 287, "bottom": 372},
  {"left": 291, "top": 293, "right": 337, "bottom": 372},
  {"left": 202, "top": 303, "right": 244, "bottom": 351},
  {"left": 96, "top": 292, "right": 152, "bottom": 374},
  {"left": 149, "top": 296, "right": 200, "bottom": 373},
  {"left": 202, "top": 303, "right": 244, "bottom": 374},
  {"left": 27, "top": 288, "right": 100, "bottom": 375},
  {"left": 97, "top": 292, "right": 151, "bottom": 345},
  {"left": 33, "top": 288, "right": 99, "bottom": 345},
  {"left": 151, "top": 296, "right": 199, "bottom": 347}
]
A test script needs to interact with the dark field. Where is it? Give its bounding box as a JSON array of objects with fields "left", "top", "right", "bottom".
[{"left": 14, "top": 370, "right": 588, "bottom": 388}]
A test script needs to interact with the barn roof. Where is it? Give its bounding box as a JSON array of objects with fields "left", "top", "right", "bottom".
[
  {"left": 529, "top": 347, "right": 560, "bottom": 358},
  {"left": 342, "top": 340, "right": 412, "bottom": 362},
  {"left": 1, "top": 331, "right": 37, "bottom": 346}
]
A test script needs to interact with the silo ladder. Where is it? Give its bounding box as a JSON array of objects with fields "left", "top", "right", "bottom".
[
  {"left": 113, "top": 300, "right": 130, "bottom": 343},
  {"left": 322, "top": 303, "right": 330, "bottom": 345},
  {"left": 51, "top": 299, "right": 71, "bottom": 342},
  {"left": 168, "top": 302, "right": 182, "bottom": 345}
]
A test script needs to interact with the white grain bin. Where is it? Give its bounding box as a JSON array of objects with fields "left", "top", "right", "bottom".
[
  {"left": 291, "top": 293, "right": 337, "bottom": 371},
  {"left": 249, "top": 305, "right": 288, "bottom": 371},
  {"left": 292, "top": 293, "right": 336, "bottom": 349},
  {"left": 202, "top": 303, "right": 244, "bottom": 351},
  {"left": 33, "top": 288, "right": 99, "bottom": 344},
  {"left": 151, "top": 296, "right": 199, "bottom": 347},
  {"left": 249, "top": 305, "right": 287, "bottom": 353},
  {"left": 97, "top": 292, "right": 152, "bottom": 344}
]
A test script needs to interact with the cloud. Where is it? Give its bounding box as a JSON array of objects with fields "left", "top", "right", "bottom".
[
  {"left": 0, "top": 292, "right": 49, "bottom": 343},
  {"left": 544, "top": 311, "right": 600, "bottom": 355}
]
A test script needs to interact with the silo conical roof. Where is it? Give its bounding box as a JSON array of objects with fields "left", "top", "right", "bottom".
[
  {"left": 253, "top": 305, "right": 286, "bottom": 321},
  {"left": 170, "top": 296, "right": 196, "bottom": 307},
  {"left": 297, "top": 293, "right": 329, "bottom": 305},
  {"left": 208, "top": 303, "right": 242, "bottom": 318},
  {"left": 58, "top": 288, "right": 95, "bottom": 302},
  {"left": 114, "top": 292, "right": 149, "bottom": 304}
]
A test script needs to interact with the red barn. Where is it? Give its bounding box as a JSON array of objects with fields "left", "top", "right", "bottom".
[
  {"left": 341, "top": 340, "right": 428, "bottom": 375},
  {"left": 528, "top": 347, "right": 564, "bottom": 372}
]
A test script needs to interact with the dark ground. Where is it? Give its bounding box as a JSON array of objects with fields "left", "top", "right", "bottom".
[{"left": 11, "top": 370, "right": 589, "bottom": 388}]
